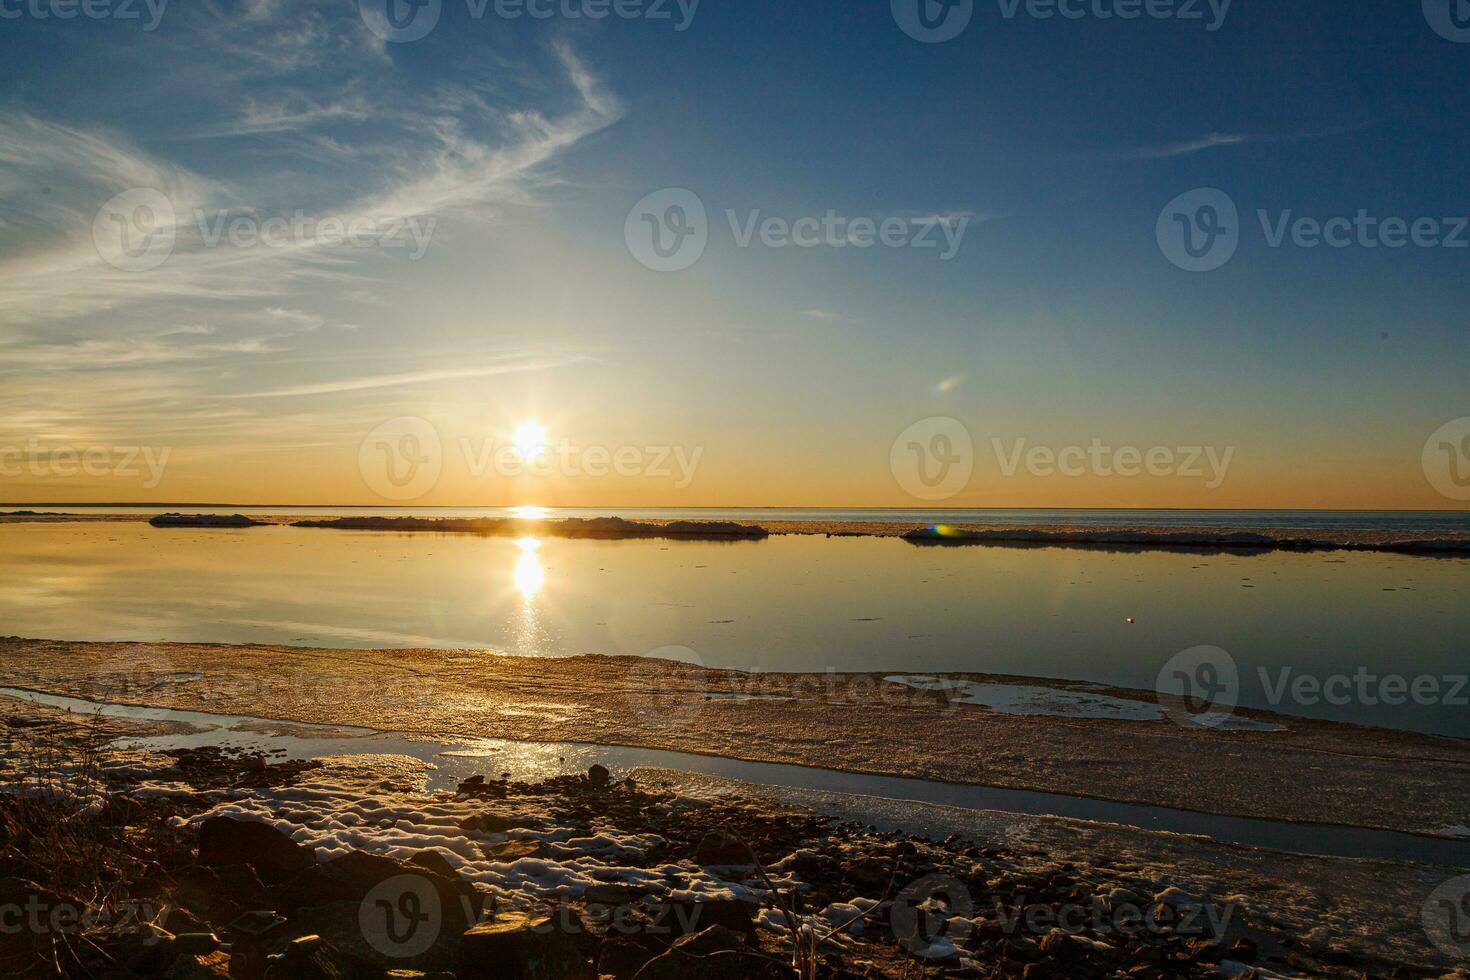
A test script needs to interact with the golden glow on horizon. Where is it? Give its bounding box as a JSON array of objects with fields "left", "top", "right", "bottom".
[{"left": 511, "top": 505, "right": 548, "bottom": 520}]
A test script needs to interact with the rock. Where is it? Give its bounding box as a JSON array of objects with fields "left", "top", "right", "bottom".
[
  {"left": 648, "top": 898, "right": 754, "bottom": 936},
  {"left": 483, "top": 839, "right": 545, "bottom": 862},
  {"left": 197, "top": 817, "right": 313, "bottom": 885},
  {"left": 163, "top": 905, "right": 208, "bottom": 935},
  {"left": 588, "top": 764, "right": 611, "bottom": 788},
  {"left": 456, "top": 911, "right": 593, "bottom": 979},
  {"left": 598, "top": 936, "right": 659, "bottom": 980},
  {"left": 164, "top": 951, "right": 232, "bottom": 978},
  {"left": 459, "top": 812, "right": 519, "bottom": 833},
  {"left": 693, "top": 830, "right": 750, "bottom": 867},
  {"left": 278, "top": 851, "right": 478, "bottom": 934},
  {"left": 262, "top": 935, "right": 356, "bottom": 980},
  {"left": 171, "top": 864, "right": 264, "bottom": 925},
  {"left": 584, "top": 883, "right": 643, "bottom": 906}
]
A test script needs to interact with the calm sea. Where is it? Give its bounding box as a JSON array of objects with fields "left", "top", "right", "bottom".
[
  {"left": 2, "top": 521, "right": 1466, "bottom": 737},
  {"left": 13, "top": 506, "right": 1470, "bottom": 533}
]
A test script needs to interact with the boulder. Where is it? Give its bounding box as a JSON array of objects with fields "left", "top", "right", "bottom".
[
  {"left": 261, "top": 935, "right": 356, "bottom": 980},
  {"left": 648, "top": 898, "right": 753, "bottom": 937},
  {"left": 588, "top": 765, "right": 611, "bottom": 788},
  {"left": 693, "top": 831, "right": 751, "bottom": 867},
  {"left": 197, "top": 817, "right": 313, "bottom": 885},
  {"left": 456, "top": 911, "right": 593, "bottom": 979}
]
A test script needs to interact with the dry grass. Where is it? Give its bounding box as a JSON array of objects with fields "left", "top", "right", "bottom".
[{"left": 0, "top": 709, "right": 176, "bottom": 976}]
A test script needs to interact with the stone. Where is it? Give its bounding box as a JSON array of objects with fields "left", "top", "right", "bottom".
[
  {"left": 456, "top": 911, "right": 593, "bottom": 979},
  {"left": 693, "top": 830, "right": 750, "bottom": 867},
  {"left": 261, "top": 935, "right": 356, "bottom": 980},
  {"left": 484, "top": 839, "right": 545, "bottom": 862},
  {"left": 648, "top": 898, "right": 754, "bottom": 936},
  {"left": 197, "top": 817, "right": 314, "bottom": 885},
  {"left": 164, "top": 951, "right": 232, "bottom": 978},
  {"left": 588, "top": 764, "right": 611, "bottom": 788}
]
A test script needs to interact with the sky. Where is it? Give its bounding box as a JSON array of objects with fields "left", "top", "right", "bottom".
[{"left": 0, "top": 0, "right": 1467, "bottom": 509}]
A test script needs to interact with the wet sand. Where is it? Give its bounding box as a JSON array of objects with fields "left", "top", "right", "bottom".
[{"left": 2, "top": 637, "right": 1466, "bottom": 840}]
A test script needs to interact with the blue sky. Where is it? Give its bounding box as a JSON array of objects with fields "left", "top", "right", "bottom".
[{"left": 1, "top": 0, "right": 1467, "bottom": 506}]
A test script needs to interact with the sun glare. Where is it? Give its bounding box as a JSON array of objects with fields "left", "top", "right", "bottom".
[{"left": 512, "top": 420, "right": 549, "bottom": 461}]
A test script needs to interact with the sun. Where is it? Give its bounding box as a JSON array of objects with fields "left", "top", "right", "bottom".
[{"left": 511, "top": 420, "right": 548, "bottom": 461}]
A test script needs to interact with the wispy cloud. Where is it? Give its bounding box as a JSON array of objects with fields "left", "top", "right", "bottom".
[
  {"left": 1114, "top": 119, "right": 1388, "bottom": 162},
  {"left": 225, "top": 355, "right": 585, "bottom": 399}
]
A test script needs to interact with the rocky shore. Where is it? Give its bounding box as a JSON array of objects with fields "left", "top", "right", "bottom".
[{"left": 4, "top": 699, "right": 1443, "bottom": 979}]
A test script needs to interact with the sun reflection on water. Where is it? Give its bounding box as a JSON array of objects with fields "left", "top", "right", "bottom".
[{"left": 513, "top": 537, "right": 544, "bottom": 601}]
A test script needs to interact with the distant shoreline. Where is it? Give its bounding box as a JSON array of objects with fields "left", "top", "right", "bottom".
[{"left": 6, "top": 509, "right": 1470, "bottom": 555}]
